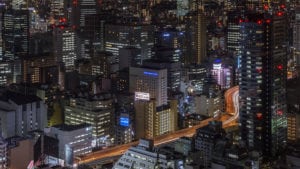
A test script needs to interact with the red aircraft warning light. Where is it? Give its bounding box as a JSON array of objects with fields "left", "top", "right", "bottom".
[
  {"left": 277, "top": 64, "right": 283, "bottom": 70},
  {"left": 257, "top": 19, "right": 263, "bottom": 25},
  {"left": 256, "top": 68, "right": 262, "bottom": 73},
  {"left": 256, "top": 113, "right": 263, "bottom": 120},
  {"left": 277, "top": 11, "right": 284, "bottom": 16},
  {"left": 277, "top": 110, "right": 283, "bottom": 116},
  {"left": 263, "top": 4, "right": 269, "bottom": 11},
  {"left": 73, "top": 0, "right": 78, "bottom": 6}
]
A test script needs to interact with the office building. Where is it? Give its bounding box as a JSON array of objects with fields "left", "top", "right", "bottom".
[
  {"left": 177, "top": 0, "right": 189, "bottom": 17},
  {"left": 115, "top": 93, "right": 135, "bottom": 145},
  {"left": 143, "top": 59, "right": 181, "bottom": 93},
  {"left": 286, "top": 144, "right": 300, "bottom": 169},
  {"left": 0, "top": 91, "right": 47, "bottom": 138},
  {"left": 154, "top": 29, "right": 185, "bottom": 62},
  {"left": 227, "top": 10, "right": 243, "bottom": 56},
  {"left": 115, "top": 114, "right": 134, "bottom": 145},
  {"left": 23, "top": 55, "right": 62, "bottom": 84},
  {"left": 0, "top": 62, "right": 12, "bottom": 86},
  {"left": 77, "top": 14, "right": 107, "bottom": 59},
  {"left": 174, "top": 137, "right": 193, "bottom": 156},
  {"left": 0, "top": 136, "right": 7, "bottom": 169},
  {"left": 185, "top": 10, "right": 207, "bottom": 65},
  {"left": 130, "top": 66, "right": 167, "bottom": 107},
  {"left": 77, "top": 32, "right": 94, "bottom": 60},
  {"left": 8, "top": 137, "right": 35, "bottom": 169},
  {"left": 287, "top": 78, "right": 300, "bottom": 143},
  {"left": 113, "top": 139, "right": 169, "bottom": 169},
  {"left": 44, "top": 124, "right": 93, "bottom": 166},
  {"left": 105, "top": 24, "right": 154, "bottom": 72},
  {"left": 50, "top": 0, "right": 65, "bottom": 19},
  {"left": 227, "top": 10, "right": 244, "bottom": 85},
  {"left": 183, "top": 113, "right": 204, "bottom": 128},
  {"left": 64, "top": 92, "right": 114, "bottom": 147},
  {"left": 195, "top": 121, "right": 225, "bottom": 168},
  {"left": 119, "top": 47, "right": 141, "bottom": 70},
  {"left": 152, "top": 46, "right": 181, "bottom": 63},
  {"left": 71, "top": 0, "right": 100, "bottom": 28},
  {"left": 211, "top": 59, "right": 233, "bottom": 90},
  {"left": 183, "top": 64, "right": 207, "bottom": 95},
  {"left": 2, "top": 9, "right": 29, "bottom": 61},
  {"left": 239, "top": 12, "right": 288, "bottom": 157},
  {"left": 197, "top": 79, "right": 222, "bottom": 118},
  {"left": 134, "top": 99, "right": 177, "bottom": 139},
  {"left": 53, "top": 27, "right": 77, "bottom": 72},
  {"left": 211, "top": 143, "right": 260, "bottom": 169},
  {"left": 287, "top": 109, "right": 300, "bottom": 143},
  {"left": 294, "top": 6, "right": 300, "bottom": 65},
  {"left": 77, "top": 51, "right": 112, "bottom": 78},
  {"left": 11, "top": 0, "right": 26, "bottom": 10},
  {"left": 116, "top": 68, "right": 130, "bottom": 93}
]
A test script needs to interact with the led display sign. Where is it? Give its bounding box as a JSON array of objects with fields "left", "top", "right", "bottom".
[
  {"left": 135, "top": 92, "right": 150, "bottom": 101},
  {"left": 120, "top": 117, "right": 129, "bottom": 127}
]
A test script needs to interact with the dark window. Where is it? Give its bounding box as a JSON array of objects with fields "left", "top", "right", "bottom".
[{"left": 36, "top": 101, "right": 40, "bottom": 108}]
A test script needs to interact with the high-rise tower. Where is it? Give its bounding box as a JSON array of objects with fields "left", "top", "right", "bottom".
[
  {"left": 239, "top": 11, "right": 287, "bottom": 157},
  {"left": 185, "top": 10, "right": 207, "bottom": 65},
  {"left": 294, "top": 5, "right": 300, "bottom": 66},
  {"left": 71, "top": 0, "right": 100, "bottom": 28},
  {"left": 2, "top": 9, "right": 29, "bottom": 61},
  {"left": 105, "top": 24, "right": 154, "bottom": 72},
  {"left": 53, "top": 27, "right": 77, "bottom": 72}
]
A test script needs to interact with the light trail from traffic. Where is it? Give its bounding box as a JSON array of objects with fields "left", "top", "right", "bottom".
[
  {"left": 77, "top": 86, "right": 240, "bottom": 165},
  {"left": 224, "top": 86, "right": 239, "bottom": 125},
  {"left": 225, "top": 86, "right": 239, "bottom": 115}
]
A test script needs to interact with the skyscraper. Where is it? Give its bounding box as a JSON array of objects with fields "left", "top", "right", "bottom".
[
  {"left": 227, "top": 10, "right": 243, "bottom": 56},
  {"left": 129, "top": 67, "right": 167, "bottom": 107},
  {"left": 185, "top": 10, "right": 207, "bottom": 65},
  {"left": 239, "top": 11, "right": 287, "bottom": 157},
  {"left": 130, "top": 66, "right": 177, "bottom": 139},
  {"left": 105, "top": 24, "right": 154, "bottom": 72},
  {"left": 53, "top": 27, "right": 77, "bottom": 72},
  {"left": 294, "top": 6, "right": 300, "bottom": 65},
  {"left": 50, "top": 0, "right": 65, "bottom": 19},
  {"left": 71, "top": 0, "right": 100, "bottom": 28},
  {"left": 2, "top": 9, "right": 29, "bottom": 61},
  {"left": 65, "top": 93, "right": 114, "bottom": 147}
]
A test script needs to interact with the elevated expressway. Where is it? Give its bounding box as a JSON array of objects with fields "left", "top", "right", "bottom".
[{"left": 76, "top": 86, "right": 240, "bottom": 165}]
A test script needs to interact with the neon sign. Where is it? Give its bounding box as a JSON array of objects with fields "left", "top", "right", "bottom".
[{"left": 144, "top": 71, "right": 158, "bottom": 76}]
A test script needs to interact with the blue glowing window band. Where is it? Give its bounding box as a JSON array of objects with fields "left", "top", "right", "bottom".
[
  {"left": 120, "top": 117, "right": 129, "bottom": 127},
  {"left": 144, "top": 71, "right": 158, "bottom": 76}
]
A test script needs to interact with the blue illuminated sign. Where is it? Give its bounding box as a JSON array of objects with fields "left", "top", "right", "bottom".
[
  {"left": 120, "top": 117, "right": 129, "bottom": 127},
  {"left": 214, "top": 59, "right": 221, "bottom": 63},
  {"left": 163, "top": 33, "right": 170, "bottom": 37},
  {"left": 144, "top": 71, "right": 158, "bottom": 76}
]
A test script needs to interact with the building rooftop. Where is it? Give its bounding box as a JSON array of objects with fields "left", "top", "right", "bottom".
[
  {"left": 0, "top": 90, "right": 41, "bottom": 105},
  {"left": 51, "top": 123, "right": 91, "bottom": 132}
]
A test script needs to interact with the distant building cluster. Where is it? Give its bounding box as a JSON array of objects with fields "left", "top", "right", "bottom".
[{"left": 0, "top": 0, "right": 298, "bottom": 169}]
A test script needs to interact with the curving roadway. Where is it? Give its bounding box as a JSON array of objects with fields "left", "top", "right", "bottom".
[
  {"left": 77, "top": 86, "right": 240, "bottom": 165},
  {"left": 223, "top": 86, "right": 239, "bottom": 125}
]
